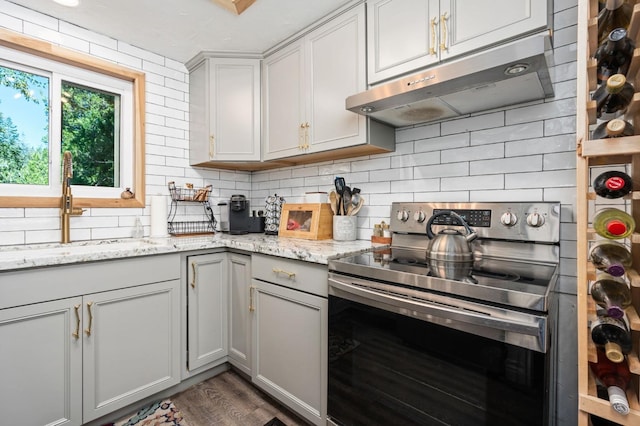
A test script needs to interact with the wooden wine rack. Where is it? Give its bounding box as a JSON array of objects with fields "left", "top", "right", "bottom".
[{"left": 578, "top": 0, "right": 640, "bottom": 425}]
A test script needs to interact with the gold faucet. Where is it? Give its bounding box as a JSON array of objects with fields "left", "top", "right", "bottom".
[{"left": 61, "top": 151, "right": 84, "bottom": 243}]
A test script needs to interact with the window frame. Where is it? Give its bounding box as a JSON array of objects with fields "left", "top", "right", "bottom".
[{"left": 0, "top": 28, "right": 145, "bottom": 208}]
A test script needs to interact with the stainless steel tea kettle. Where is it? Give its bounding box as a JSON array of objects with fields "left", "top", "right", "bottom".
[{"left": 426, "top": 210, "right": 477, "bottom": 262}]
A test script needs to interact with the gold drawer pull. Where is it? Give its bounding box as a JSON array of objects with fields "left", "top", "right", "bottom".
[
  {"left": 72, "top": 304, "right": 81, "bottom": 339},
  {"left": 429, "top": 16, "right": 438, "bottom": 55},
  {"left": 191, "top": 262, "right": 197, "bottom": 289},
  {"left": 85, "top": 302, "right": 94, "bottom": 336},
  {"left": 249, "top": 285, "right": 256, "bottom": 312},
  {"left": 272, "top": 268, "right": 296, "bottom": 279}
]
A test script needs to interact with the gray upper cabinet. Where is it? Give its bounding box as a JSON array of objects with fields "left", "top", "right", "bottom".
[
  {"left": 189, "top": 57, "right": 261, "bottom": 165},
  {"left": 263, "top": 3, "right": 394, "bottom": 162},
  {"left": 367, "top": 0, "right": 550, "bottom": 84}
]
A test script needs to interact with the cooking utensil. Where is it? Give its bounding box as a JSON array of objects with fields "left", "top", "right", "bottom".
[
  {"left": 351, "top": 188, "right": 361, "bottom": 209},
  {"left": 349, "top": 197, "right": 364, "bottom": 216},
  {"left": 426, "top": 210, "right": 477, "bottom": 262},
  {"left": 334, "top": 177, "right": 346, "bottom": 215},
  {"left": 329, "top": 191, "right": 339, "bottom": 215},
  {"left": 342, "top": 186, "right": 352, "bottom": 215}
]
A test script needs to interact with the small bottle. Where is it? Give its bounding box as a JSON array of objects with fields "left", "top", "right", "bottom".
[
  {"left": 591, "top": 118, "right": 634, "bottom": 139},
  {"left": 590, "top": 314, "right": 632, "bottom": 363},
  {"left": 592, "top": 170, "right": 633, "bottom": 198},
  {"left": 595, "top": 28, "right": 635, "bottom": 84},
  {"left": 592, "top": 74, "right": 635, "bottom": 120},
  {"left": 589, "top": 348, "right": 631, "bottom": 415},
  {"left": 132, "top": 217, "right": 143, "bottom": 238},
  {"left": 593, "top": 208, "right": 635, "bottom": 239},
  {"left": 589, "top": 240, "right": 632, "bottom": 277},
  {"left": 598, "top": 0, "right": 633, "bottom": 45},
  {"left": 590, "top": 272, "right": 632, "bottom": 318}
]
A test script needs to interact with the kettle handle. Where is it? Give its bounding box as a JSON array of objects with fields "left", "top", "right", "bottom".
[{"left": 426, "top": 210, "right": 474, "bottom": 239}]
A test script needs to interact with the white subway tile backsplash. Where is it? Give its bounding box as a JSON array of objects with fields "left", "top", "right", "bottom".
[
  {"left": 146, "top": 81, "right": 185, "bottom": 101},
  {"left": 0, "top": 12, "right": 23, "bottom": 32},
  {"left": 415, "top": 191, "right": 470, "bottom": 202},
  {"left": 506, "top": 134, "right": 575, "bottom": 156},
  {"left": 416, "top": 133, "right": 470, "bottom": 153},
  {"left": 552, "top": 78, "right": 578, "bottom": 100},
  {"left": 441, "top": 111, "right": 504, "bottom": 135},
  {"left": 471, "top": 122, "right": 544, "bottom": 145},
  {"left": 391, "top": 178, "right": 439, "bottom": 193},
  {"left": 118, "top": 41, "right": 165, "bottom": 65},
  {"left": 351, "top": 157, "right": 390, "bottom": 172},
  {"left": 442, "top": 174, "right": 504, "bottom": 191},
  {"left": 470, "top": 155, "right": 542, "bottom": 175},
  {"left": 554, "top": 5, "right": 578, "bottom": 29},
  {"left": 4, "top": 1, "right": 57, "bottom": 30},
  {"left": 470, "top": 189, "right": 543, "bottom": 202},
  {"left": 506, "top": 170, "right": 575, "bottom": 189},
  {"left": 395, "top": 123, "right": 440, "bottom": 142},
  {"left": 415, "top": 162, "right": 468, "bottom": 179},
  {"left": 23, "top": 21, "right": 62, "bottom": 45},
  {"left": 370, "top": 167, "right": 413, "bottom": 182},
  {"left": 543, "top": 152, "right": 576, "bottom": 171},
  {"left": 544, "top": 116, "right": 576, "bottom": 136},
  {"left": 391, "top": 151, "right": 441, "bottom": 168},
  {"left": 506, "top": 98, "right": 576, "bottom": 125},
  {"left": 552, "top": 25, "right": 578, "bottom": 48},
  {"left": 441, "top": 143, "right": 504, "bottom": 163}
]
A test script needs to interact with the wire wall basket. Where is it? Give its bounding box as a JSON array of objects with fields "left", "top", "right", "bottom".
[{"left": 167, "top": 182, "right": 217, "bottom": 236}]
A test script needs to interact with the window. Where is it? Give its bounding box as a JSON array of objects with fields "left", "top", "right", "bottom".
[{"left": 0, "top": 29, "right": 145, "bottom": 208}]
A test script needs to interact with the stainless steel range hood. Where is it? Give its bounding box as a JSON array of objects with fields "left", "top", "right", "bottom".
[{"left": 346, "top": 32, "right": 554, "bottom": 128}]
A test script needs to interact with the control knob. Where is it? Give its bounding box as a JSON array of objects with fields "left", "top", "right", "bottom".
[
  {"left": 414, "top": 210, "right": 426, "bottom": 223},
  {"left": 526, "top": 212, "right": 545, "bottom": 227},
  {"left": 397, "top": 209, "right": 409, "bottom": 222},
  {"left": 500, "top": 211, "right": 518, "bottom": 227}
]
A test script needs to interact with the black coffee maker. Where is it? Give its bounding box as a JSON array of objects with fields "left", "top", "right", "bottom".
[{"left": 227, "top": 194, "right": 250, "bottom": 235}]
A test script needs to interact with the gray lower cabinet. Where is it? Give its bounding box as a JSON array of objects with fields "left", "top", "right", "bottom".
[
  {"left": 251, "top": 254, "right": 328, "bottom": 426},
  {"left": 228, "top": 252, "right": 252, "bottom": 376},
  {"left": 186, "top": 252, "right": 228, "bottom": 371},
  {"left": 0, "top": 255, "right": 181, "bottom": 425}
]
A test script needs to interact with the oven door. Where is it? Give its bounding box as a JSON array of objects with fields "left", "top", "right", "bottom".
[{"left": 327, "top": 273, "right": 555, "bottom": 426}]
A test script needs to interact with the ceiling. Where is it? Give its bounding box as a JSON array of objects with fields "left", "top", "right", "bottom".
[{"left": 7, "top": 0, "right": 353, "bottom": 63}]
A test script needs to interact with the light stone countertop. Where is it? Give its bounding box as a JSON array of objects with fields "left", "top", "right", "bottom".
[{"left": 0, "top": 233, "right": 384, "bottom": 272}]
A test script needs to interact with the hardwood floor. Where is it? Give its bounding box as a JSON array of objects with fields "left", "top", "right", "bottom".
[{"left": 171, "top": 369, "right": 308, "bottom": 426}]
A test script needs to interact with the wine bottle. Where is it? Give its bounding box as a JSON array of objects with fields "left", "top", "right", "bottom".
[
  {"left": 593, "top": 208, "right": 636, "bottom": 239},
  {"left": 592, "top": 74, "right": 635, "bottom": 120},
  {"left": 592, "top": 170, "right": 633, "bottom": 199},
  {"left": 595, "top": 28, "right": 635, "bottom": 84},
  {"left": 598, "top": 0, "right": 633, "bottom": 45},
  {"left": 589, "top": 349, "right": 631, "bottom": 415},
  {"left": 590, "top": 314, "right": 632, "bottom": 363},
  {"left": 591, "top": 118, "right": 634, "bottom": 139},
  {"left": 590, "top": 272, "right": 632, "bottom": 318},
  {"left": 588, "top": 240, "right": 632, "bottom": 276}
]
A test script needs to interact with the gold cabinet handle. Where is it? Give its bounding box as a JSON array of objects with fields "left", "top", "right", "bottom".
[
  {"left": 249, "top": 285, "right": 256, "bottom": 312},
  {"left": 440, "top": 12, "right": 448, "bottom": 52},
  {"left": 272, "top": 268, "right": 296, "bottom": 279},
  {"left": 209, "top": 135, "right": 215, "bottom": 158},
  {"left": 72, "top": 304, "right": 81, "bottom": 339},
  {"left": 304, "top": 122, "right": 310, "bottom": 149},
  {"left": 298, "top": 123, "right": 305, "bottom": 149},
  {"left": 85, "top": 302, "right": 94, "bottom": 336},
  {"left": 429, "top": 16, "right": 438, "bottom": 55},
  {"left": 191, "top": 262, "right": 196, "bottom": 289}
]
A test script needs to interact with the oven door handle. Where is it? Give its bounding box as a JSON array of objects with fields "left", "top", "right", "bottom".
[{"left": 328, "top": 276, "right": 545, "bottom": 338}]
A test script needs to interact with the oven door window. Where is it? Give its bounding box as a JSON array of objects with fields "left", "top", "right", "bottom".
[{"left": 328, "top": 297, "right": 547, "bottom": 426}]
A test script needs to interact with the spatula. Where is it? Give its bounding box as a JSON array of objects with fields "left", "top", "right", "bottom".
[
  {"left": 334, "top": 177, "right": 345, "bottom": 215},
  {"left": 342, "top": 186, "right": 352, "bottom": 216}
]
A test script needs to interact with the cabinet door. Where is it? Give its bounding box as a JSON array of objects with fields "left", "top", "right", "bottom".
[
  {"left": 367, "top": 0, "right": 438, "bottom": 84},
  {"left": 187, "top": 253, "right": 228, "bottom": 371},
  {"left": 307, "top": 4, "right": 367, "bottom": 153},
  {"left": 228, "top": 253, "right": 252, "bottom": 375},
  {"left": 82, "top": 280, "right": 181, "bottom": 422},
  {"left": 441, "top": 0, "right": 548, "bottom": 59},
  {"left": 252, "top": 279, "right": 327, "bottom": 425},
  {"left": 0, "top": 298, "right": 83, "bottom": 426},
  {"left": 189, "top": 58, "right": 261, "bottom": 164},
  {"left": 262, "top": 41, "right": 306, "bottom": 160}
]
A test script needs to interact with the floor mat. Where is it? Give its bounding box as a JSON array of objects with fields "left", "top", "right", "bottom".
[{"left": 113, "top": 399, "right": 188, "bottom": 426}]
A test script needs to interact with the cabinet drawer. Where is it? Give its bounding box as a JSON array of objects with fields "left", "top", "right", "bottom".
[{"left": 252, "top": 254, "right": 327, "bottom": 297}]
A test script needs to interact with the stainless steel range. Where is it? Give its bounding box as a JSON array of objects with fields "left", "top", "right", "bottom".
[{"left": 327, "top": 202, "right": 560, "bottom": 426}]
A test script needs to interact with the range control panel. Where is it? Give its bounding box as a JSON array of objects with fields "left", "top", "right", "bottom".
[{"left": 390, "top": 202, "right": 561, "bottom": 243}]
